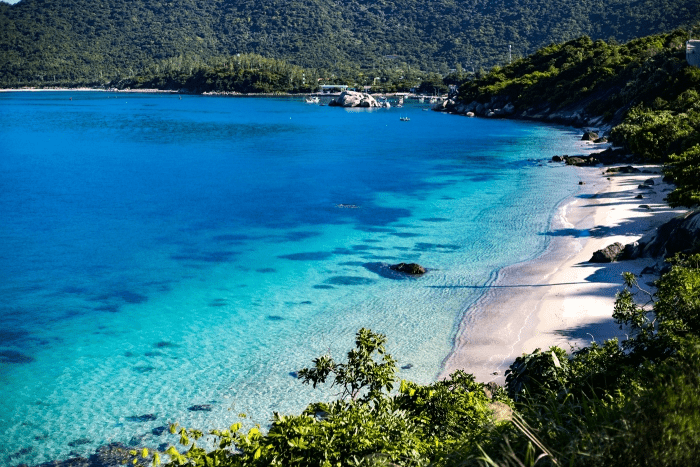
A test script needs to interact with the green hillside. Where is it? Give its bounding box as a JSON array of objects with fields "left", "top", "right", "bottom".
[{"left": 1, "top": 0, "right": 699, "bottom": 86}]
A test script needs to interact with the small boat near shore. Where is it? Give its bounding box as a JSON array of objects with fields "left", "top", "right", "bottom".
[{"left": 305, "top": 96, "right": 320, "bottom": 104}]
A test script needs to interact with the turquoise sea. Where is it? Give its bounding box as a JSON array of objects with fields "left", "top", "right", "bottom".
[{"left": 1, "top": 92, "right": 588, "bottom": 465}]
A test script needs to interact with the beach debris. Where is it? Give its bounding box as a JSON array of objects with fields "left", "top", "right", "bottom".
[
  {"left": 389, "top": 263, "right": 426, "bottom": 275},
  {"left": 188, "top": 404, "right": 213, "bottom": 412},
  {"left": 589, "top": 242, "right": 625, "bottom": 262}
]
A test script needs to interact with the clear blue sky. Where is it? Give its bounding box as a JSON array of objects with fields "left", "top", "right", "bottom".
[{"left": 1, "top": 0, "right": 22, "bottom": 4}]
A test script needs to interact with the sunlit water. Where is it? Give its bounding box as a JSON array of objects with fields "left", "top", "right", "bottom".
[{"left": 0, "top": 92, "right": 589, "bottom": 465}]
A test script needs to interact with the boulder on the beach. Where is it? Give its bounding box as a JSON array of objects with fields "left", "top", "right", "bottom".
[
  {"left": 590, "top": 242, "right": 624, "bottom": 263},
  {"left": 565, "top": 156, "right": 596, "bottom": 166},
  {"left": 581, "top": 131, "right": 599, "bottom": 141},
  {"left": 389, "top": 263, "right": 426, "bottom": 275},
  {"left": 643, "top": 178, "right": 655, "bottom": 186},
  {"left": 328, "top": 91, "right": 379, "bottom": 108},
  {"left": 625, "top": 209, "right": 700, "bottom": 259}
]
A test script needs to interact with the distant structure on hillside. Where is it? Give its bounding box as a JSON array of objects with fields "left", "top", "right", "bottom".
[{"left": 687, "top": 40, "right": 700, "bottom": 67}]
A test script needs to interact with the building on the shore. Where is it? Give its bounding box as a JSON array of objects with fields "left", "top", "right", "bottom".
[
  {"left": 687, "top": 40, "right": 700, "bottom": 67},
  {"left": 319, "top": 84, "right": 348, "bottom": 93}
]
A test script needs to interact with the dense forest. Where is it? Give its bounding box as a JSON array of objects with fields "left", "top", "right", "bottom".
[
  {"left": 454, "top": 29, "right": 700, "bottom": 207},
  {"left": 1, "top": 0, "right": 700, "bottom": 86}
]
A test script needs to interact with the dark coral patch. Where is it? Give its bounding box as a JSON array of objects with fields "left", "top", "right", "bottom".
[
  {"left": 325, "top": 276, "right": 376, "bottom": 286},
  {"left": 278, "top": 252, "right": 333, "bottom": 261},
  {"left": 0, "top": 350, "right": 34, "bottom": 364}
]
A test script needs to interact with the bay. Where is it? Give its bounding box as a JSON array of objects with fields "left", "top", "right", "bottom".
[{"left": 0, "top": 92, "right": 586, "bottom": 465}]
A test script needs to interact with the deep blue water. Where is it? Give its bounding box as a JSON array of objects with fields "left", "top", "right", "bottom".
[{"left": 0, "top": 92, "right": 587, "bottom": 465}]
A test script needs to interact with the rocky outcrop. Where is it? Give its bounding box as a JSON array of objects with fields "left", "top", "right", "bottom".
[
  {"left": 435, "top": 95, "right": 614, "bottom": 132},
  {"left": 590, "top": 242, "right": 625, "bottom": 262},
  {"left": 581, "top": 131, "right": 599, "bottom": 141},
  {"left": 389, "top": 263, "right": 426, "bottom": 275},
  {"left": 623, "top": 210, "right": 700, "bottom": 259},
  {"left": 328, "top": 91, "right": 379, "bottom": 108}
]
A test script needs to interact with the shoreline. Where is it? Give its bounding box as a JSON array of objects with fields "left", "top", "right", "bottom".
[{"left": 441, "top": 160, "right": 687, "bottom": 385}]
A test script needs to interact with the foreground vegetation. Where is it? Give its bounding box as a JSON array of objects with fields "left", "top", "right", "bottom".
[{"left": 135, "top": 253, "right": 700, "bottom": 466}]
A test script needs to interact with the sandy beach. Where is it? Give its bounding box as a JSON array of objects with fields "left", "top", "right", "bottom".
[{"left": 441, "top": 160, "right": 687, "bottom": 385}]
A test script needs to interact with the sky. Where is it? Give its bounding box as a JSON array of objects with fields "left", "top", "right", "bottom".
[{"left": 1, "top": 0, "right": 22, "bottom": 4}]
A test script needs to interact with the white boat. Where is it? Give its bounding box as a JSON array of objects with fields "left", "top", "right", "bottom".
[
  {"left": 305, "top": 96, "right": 320, "bottom": 104},
  {"left": 400, "top": 116, "right": 410, "bottom": 121}
]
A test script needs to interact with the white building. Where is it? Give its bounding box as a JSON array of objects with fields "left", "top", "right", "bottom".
[{"left": 687, "top": 40, "right": 700, "bottom": 67}]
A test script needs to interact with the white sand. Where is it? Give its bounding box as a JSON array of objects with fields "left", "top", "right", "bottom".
[{"left": 441, "top": 162, "right": 686, "bottom": 385}]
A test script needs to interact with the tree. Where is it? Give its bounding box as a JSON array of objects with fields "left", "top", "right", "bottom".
[{"left": 297, "top": 328, "right": 397, "bottom": 403}]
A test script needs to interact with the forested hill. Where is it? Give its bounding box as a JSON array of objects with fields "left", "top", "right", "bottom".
[{"left": 1, "top": 0, "right": 699, "bottom": 86}]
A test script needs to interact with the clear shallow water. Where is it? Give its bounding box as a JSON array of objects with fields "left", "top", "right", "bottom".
[{"left": 1, "top": 92, "right": 587, "bottom": 465}]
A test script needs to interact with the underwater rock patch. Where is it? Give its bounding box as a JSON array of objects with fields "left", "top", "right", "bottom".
[
  {"left": 0, "top": 350, "right": 34, "bottom": 364},
  {"left": 188, "top": 404, "right": 213, "bottom": 412},
  {"left": 126, "top": 414, "right": 157, "bottom": 422}
]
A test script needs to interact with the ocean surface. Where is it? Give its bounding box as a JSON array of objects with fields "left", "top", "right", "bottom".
[{"left": 0, "top": 92, "right": 589, "bottom": 465}]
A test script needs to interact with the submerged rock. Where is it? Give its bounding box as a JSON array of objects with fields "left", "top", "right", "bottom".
[
  {"left": 389, "top": 263, "right": 426, "bottom": 275},
  {"left": 188, "top": 404, "right": 213, "bottom": 412},
  {"left": 126, "top": 414, "right": 157, "bottom": 422}
]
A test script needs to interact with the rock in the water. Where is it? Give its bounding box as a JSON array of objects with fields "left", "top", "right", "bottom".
[
  {"left": 551, "top": 155, "right": 563, "bottom": 162},
  {"left": 188, "top": 404, "right": 213, "bottom": 412},
  {"left": 635, "top": 194, "right": 644, "bottom": 199},
  {"left": 590, "top": 242, "right": 624, "bottom": 263},
  {"left": 643, "top": 178, "right": 655, "bottom": 186},
  {"left": 581, "top": 131, "right": 599, "bottom": 141},
  {"left": 328, "top": 91, "right": 379, "bottom": 108},
  {"left": 90, "top": 442, "right": 141, "bottom": 467},
  {"left": 389, "top": 263, "right": 426, "bottom": 275}
]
